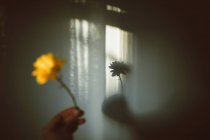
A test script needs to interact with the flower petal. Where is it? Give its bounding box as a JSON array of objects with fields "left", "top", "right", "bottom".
[{"left": 32, "top": 53, "right": 65, "bottom": 85}]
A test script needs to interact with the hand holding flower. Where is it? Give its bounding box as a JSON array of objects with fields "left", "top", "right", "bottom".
[
  {"left": 43, "top": 107, "right": 85, "bottom": 140},
  {"left": 32, "top": 53, "right": 85, "bottom": 140}
]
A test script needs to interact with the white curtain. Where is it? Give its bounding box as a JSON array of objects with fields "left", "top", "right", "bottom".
[
  {"left": 68, "top": 19, "right": 134, "bottom": 140},
  {"left": 69, "top": 18, "right": 106, "bottom": 140}
]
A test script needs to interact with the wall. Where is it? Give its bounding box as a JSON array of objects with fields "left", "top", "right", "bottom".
[
  {"left": 1, "top": 0, "right": 210, "bottom": 140},
  {"left": 126, "top": 0, "right": 210, "bottom": 139}
]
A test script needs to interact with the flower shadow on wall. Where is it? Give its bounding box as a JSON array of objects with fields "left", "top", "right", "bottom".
[
  {"left": 109, "top": 61, "right": 130, "bottom": 94},
  {"left": 103, "top": 61, "right": 210, "bottom": 140},
  {"left": 103, "top": 61, "right": 132, "bottom": 123}
]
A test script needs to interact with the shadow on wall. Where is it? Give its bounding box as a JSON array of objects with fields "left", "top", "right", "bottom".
[
  {"left": 102, "top": 1, "right": 210, "bottom": 139},
  {"left": 102, "top": 93, "right": 210, "bottom": 140}
]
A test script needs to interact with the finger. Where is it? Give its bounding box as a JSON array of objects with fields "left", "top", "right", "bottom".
[
  {"left": 47, "top": 107, "right": 78, "bottom": 129},
  {"left": 67, "top": 118, "right": 85, "bottom": 132},
  {"left": 64, "top": 113, "right": 80, "bottom": 125},
  {"left": 74, "top": 106, "right": 84, "bottom": 114},
  {"left": 45, "top": 114, "right": 63, "bottom": 130},
  {"left": 67, "top": 123, "right": 79, "bottom": 133},
  {"left": 69, "top": 107, "right": 84, "bottom": 117},
  {"left": 78, "top": 118, "right": 86, "bottom": 125},
  {"left": 61, "top": 107, "right": 84, "bottom": 118},
  {"left": 59, "top": 107, "right": 75, "bottom": 116},
  {"left": 65, "top": 118, "right": 85, "bottom": 130},
  {"left": 79, "top": 109, "right": 84, "bottom": 116}
]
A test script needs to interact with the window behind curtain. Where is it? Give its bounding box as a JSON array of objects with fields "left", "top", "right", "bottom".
[{"left": 105, "top": 25, "right": 133, "bottom": 97}]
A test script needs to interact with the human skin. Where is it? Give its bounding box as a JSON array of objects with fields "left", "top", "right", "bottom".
[{"left": 42, "top": 107, "right": 85, "bottom": 140}]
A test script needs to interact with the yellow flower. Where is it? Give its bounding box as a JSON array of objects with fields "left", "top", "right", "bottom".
[{"left": 32, "top": 53, "right": 65, "bottom": 85}]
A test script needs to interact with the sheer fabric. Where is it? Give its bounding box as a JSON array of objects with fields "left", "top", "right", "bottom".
[
  {"left": 69, "top": 19, "right": 106, "bottom": 140},
  {"left": 68, "top": 19, "right": 133, "bottom": 140},
  {"left": 105, "top": 25, "right": 133, "bottom": 97}
]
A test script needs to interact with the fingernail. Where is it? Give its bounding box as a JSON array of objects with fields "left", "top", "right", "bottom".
[
  {"left": 78, "top": 118, "right": 86, "bottom": 124},
  {"left": 72, "top": 109, "right": 80, "bottom": 116}
]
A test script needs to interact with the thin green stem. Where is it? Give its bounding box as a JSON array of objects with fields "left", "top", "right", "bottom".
[{"left": 56, "top": 77, "right": 78, "bottom": 107}]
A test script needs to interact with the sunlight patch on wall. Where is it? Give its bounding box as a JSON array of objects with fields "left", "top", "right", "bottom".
[
  {"left": 69, "top": 18, "right": 90, "bottom": 101},
  {"left": 105, "top": 25, "right": 133, "bottom": 97},
  {"left": 106, "top": 4, "right": 127, "bottom": 13}
]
